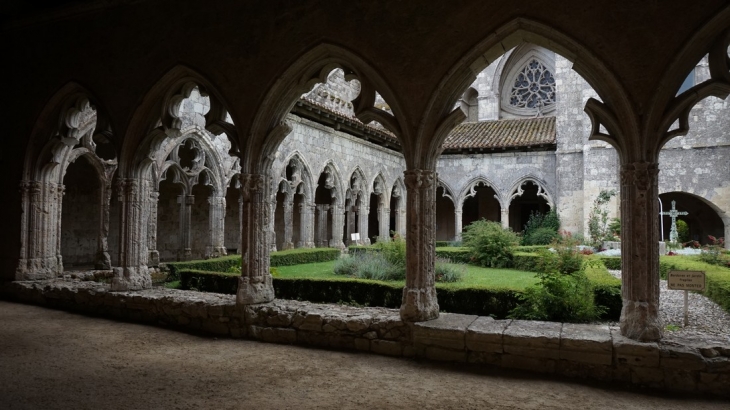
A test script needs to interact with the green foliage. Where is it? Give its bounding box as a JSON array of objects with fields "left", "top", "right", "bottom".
[
  {"left": 587, "top": 189, "right": 616, "bottom": 248},
  {"left": 699, "top": 236, "right": 728, "bottom": 267},
  {"left": 607, "top": 217, "right": 621, "bottom": 241},
  {"left": 167, "top": 255, "right": 241, "bottom": 281},
  {"left": 676, "top": 219, "right": 690, "bottom": 244},
  {"left": 373, "top": 238, "right": 407, "bottom": 269},
  {"left": 522, "top": 210, "right": 560, "bottom": 246},
  {"left": 434, "top": 257, "right": 465, "bottom": 283},
  {"left": 337, "top": 239, "right": 408, "bottom": 281},
  {"left": 269, "top": 248, "right": 341, "bottom": 266},
  {"left": 509, "top": 237, "right": 603, "bottom": 323},
  {"left": 462, "top": 219, "right": 519, "bottom": 268},
  {"left": 659, "top": 255, "right": 730, "bottom": 313},
  {"left": 435, "top": 247, "right": 471, "bottom": 264},
  {"left": 600, "top": 257, "right": 622, "bottom": 270}
]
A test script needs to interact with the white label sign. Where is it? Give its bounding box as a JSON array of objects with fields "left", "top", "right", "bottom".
[
  {"left": 351, "top": 233, "right": 361, "bottom": 241},
  {"left": 667, "top": 270, "right": 705, "bottom": 291}
]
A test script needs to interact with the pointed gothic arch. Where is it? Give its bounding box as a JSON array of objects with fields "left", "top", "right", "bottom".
[{"left": 507, "top": 177, "right": 554, "bottom": 233}]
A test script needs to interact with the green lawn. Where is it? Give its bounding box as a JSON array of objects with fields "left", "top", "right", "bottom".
[{"left": 275, "top": 260, "right": 537, "bottom": 290}]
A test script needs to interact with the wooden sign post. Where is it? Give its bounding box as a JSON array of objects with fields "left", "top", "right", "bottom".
[{"left": 667, "top": 270, "right": 706, "bottom": 327}]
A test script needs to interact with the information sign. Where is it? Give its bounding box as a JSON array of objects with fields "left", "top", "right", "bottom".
[{"left": 667, "top": 270, "right": 706, "bottom": 291}]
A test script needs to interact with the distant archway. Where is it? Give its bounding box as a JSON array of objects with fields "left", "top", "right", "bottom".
[{"left": 659, "top": 192, "right": 725, "bottom": 244}]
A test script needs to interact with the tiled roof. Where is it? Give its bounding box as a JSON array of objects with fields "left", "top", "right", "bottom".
[
  {"left": 442, "top": 117, "right": 556, "bottom": 150},
  {"left": 298, "top": 97, "right": 399, "bottom": 143}
]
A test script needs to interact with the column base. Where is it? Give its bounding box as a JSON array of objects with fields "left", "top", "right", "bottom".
[
  {"left": 110, "top": 266, "right": 152, "bottom": 291},
  {"left": 148, "top": 250, "right": 160, "bottom": 267},
  {"left": 329, "top": 239, "right": 345, "bottom": 250},
  {"left": 236, "top": 274, "right": 275, "bottom": 305},
  {"left": 205, "top": 246, "right": 227, "bottom": 259},
  {"left": 400, "top": 286, "right": 439, "bottom": 322},
  {"left": 15, "top": 257, "right": 59, "bottom": 281},
  {"left": 95, "top": 251, "right": 111, "bottom": 270},
  {"left": 620, "top": 299, "right": 663, "bottom": 342}
]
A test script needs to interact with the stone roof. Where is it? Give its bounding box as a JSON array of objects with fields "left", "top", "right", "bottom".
[
  {"left": 441, "top": 117, "right": 556, "bottom": 151},
  {"left": 295, "top": 98, "right": 556, "bottom": 153}
]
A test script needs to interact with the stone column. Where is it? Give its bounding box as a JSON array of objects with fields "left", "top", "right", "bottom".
[
  {"left": 236, "top": 195, "right": 244, "bottom": 254},
  {"left": 315, "top": 204, "right": 329, "bottom": 247},
  {"left": 111, "top": 178, "right": 152, "bottom": 291},
  {"left": 95, "top": 179, "right": 114, "bottom": 269},
  {"left": 296, "top": 202, "right": 314, "bottom": 248},
  {"left": 500, "top": 207, "right": 510, "bottom": 230},
  {"left": 723, "top": 216, "right": 730, "bottom": 250},
  {"left": 396, "top": 208, "right": 406, "bottom": 238},
  {"left": 15, "top": 181, "right": 30, "bottom": 280},
  {"left": 400, "top": 169, "right": 439, "bottom": 322},
  {"left": 330, "top": 204, "right": 345, "bottom": 249},
  {"left": 360, "top": 205, "right": 370, "bottom": 245},
  {"left": 237, "top": 173, "right": 275, "bottom": 305},
  {"left": 178, "top": 194, "right": 194, "bottom": 260},
  {"left": 454, "top": 209, "right": 463, "bottom": 241},
  {"left": 620, "top": 162, "right": 662, "bottom": 342},
  {"left": 268, "top": 200, "right": 277, "bottom": 253},
  {"left": 379, "top": 205, "right": 390, "bottom": 242},
  {"left": 346, "top": 204, "right": 356, "bottom": 245},
  {"left": 54, "top": 184, "right": 64, "bottom": 273},
  {"left": 147, "top": 191, "right": 160, "bottom": 266},
  {"left": 283, "top": 196, "right": 294, "bottom": 250},
  {"left": 18, "top": 181, "right": 60, "bottom": 280},
  {"left": 207, "top": 196, "right": 227, "bottom": 258}
]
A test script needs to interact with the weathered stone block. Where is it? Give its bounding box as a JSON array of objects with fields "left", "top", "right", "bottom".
[
  {"left": 612, "top": 328, "right": 660, "bottom": 367},
  {"left": 503, "top": 320, "right": 561, "bottom": 359},
  {"left": 659, "top": 344, "right": 706, "bottom": 371},
  {"left": 467, "top": 351, "right": 501, "bottom": 365},
  {"left": 201, "top": 319, "right": 230, "bottom": 336},
  {"left": 345, "top": 315, "right": 372, "bottom": 332},
  {"left": 465, "top": 317, "right": 510, "bottom": 353},
  {"left": 371, "top": 340, "right": 402, "bottom": 357},
  {"left": 354, "top": 338, "right": 370, "bottom": 351},
  {"left": 413, "top": 313, "right": 477, "bottom": 350},
  {"left": 557, "top": 360, "right": 612, "bottom": 381},
  {"left": 559, "top": 324, "right": 612, "bottom": 365},
  {"left": 258, "top": 327, "right": 297, "bottom": 344},
  {"left": 662, "top": 369, "right": 697, "bottom": 392},
  {"left": 698, "top": 372, "right": 730, "bottom": 397},
  {"left": 631, "top": 367, "right": 664, "bottom": 388},
  {"left": 296, "top": 313, "right": 323, "bottom": 332}
]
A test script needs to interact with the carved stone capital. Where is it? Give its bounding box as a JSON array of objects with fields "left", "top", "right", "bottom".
[
  {"left": 620, "top": 162, "right": 658, "bottom": 191},
  {"left": 404, "top": 169, "right": 435, "bottom": 191}
]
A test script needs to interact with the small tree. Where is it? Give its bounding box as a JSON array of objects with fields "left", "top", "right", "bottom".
[
  {"left": 462, "top": 219, "right": 519, "bottom": 268},
  {"left": 522, "top": 209, "right": 560, "bottom": 245},
  {"left": 587, "top": 189, "right": 616, "bottom": 248}
]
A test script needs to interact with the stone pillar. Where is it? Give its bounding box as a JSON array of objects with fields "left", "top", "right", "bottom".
[
  {"left": 620, "top": 162, "right": 662, "bottom": 342},
  {"left": 207, "top": 196, "right": 227, "bottom": 258},
  {"left": 236, "top": 195, "right": 244, "bottom": 254},
  {"left": 379, "top": 206, "right": 390, "bottom": 242},
  {"left": 316, "top": 204, "right": 330, "bottom": 247},
  {"left": 54, "top": 184, "right": 64, "bottom": 273},
  {"left": 396, "top": 208, "right": 406, "bottom": 238},
  {"left": 346, "top": 204, "right": 356, "bottom": 245},
  {"left": 500, "top": 207, "right": 510, "bottom": 230},
  {"left": 147, "top": 191, "right": 160, "bottom": 266},
  {"left": 237, "top": 173, "right": 275, "bottom": 305},
  {"left": 296, "top": 202, "right": 314, "bottom": 248},
  {"left": 330, "top": 204, "right": 346, "bottom": 249},
  {"left": 15, "top": 181, "right": 30, "bottom": 280},
  {"left": 283, "top": 196, "right": 294, "bottom": 250},
  {"left": 268, "top": 200, "right": 277, "bottom": 253},
  {"left": 400, "top": 169, "right": 439, "bottom": 322},
  {"left": 95, "top": 179, "right": 114, "bottom": 269},
  {"left": 454, "top": 209, "right": 463, "bottom": 241},
  {"left": 111, "top": 179, "right": 152, "bottom": 291},
  {"left": 360, "top": 205, "right": 370, "bottom": 245},
  {"left": 723, "top": 216, "right": 730, "bottom": 250},
  {"left": 18, "top": 181, "right": 62, "bottom": 280},
  {"left": 178, "top": 194, "right": 194, "bottom": 261}
]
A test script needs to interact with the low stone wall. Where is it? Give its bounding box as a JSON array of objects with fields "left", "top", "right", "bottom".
[{"left": 1, "top": 279, "right": 728, "bottom": 397}]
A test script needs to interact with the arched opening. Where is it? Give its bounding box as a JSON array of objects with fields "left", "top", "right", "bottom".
[
  {"left": 368, "top": 192, "right": 380, "bottom": 243},
  {"left": 461, "top": 87, "right": 479, "bottom": 122},
  {"left": 462, "top": 182, "right": 500, "bottom": 228},
  {"left": 156, "top": 172, "right": 185, "bottom": 262},
  {"left": 659, "top": 192, "right": 725, "bottom": 245},
  {"left": 315, "top": 172, "right": 334, "bottom": 247},
  {"left": 190, "top": 179, "right": 212, "bottom": 260},
  {"left": 60, "top": 156, "right": 102, "bottom": 268},
  {"left": 509, "top": 181, "right": 550, "bottom": 233},
  {"left": 436, "top": 186, "right": 455, "bottom": 241},
  {"left": 224, "top": 178, "right": 241, "bottom": 254},
  {"left": 292, "top": 189, "right": 304, "bottom": 247},
  {"left": 274, "top": 181, "right": 290, "bottom": 251},
  {"left": 389, "top": 183, "right": 402, "bottom": 238}
]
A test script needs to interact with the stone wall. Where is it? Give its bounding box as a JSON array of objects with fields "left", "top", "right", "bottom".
[
  {"left": 3, "top": 279, "right": 728, "bottom": 398},
  {"left": 60, "top": 158, "right": 102, "bottom": 267}
]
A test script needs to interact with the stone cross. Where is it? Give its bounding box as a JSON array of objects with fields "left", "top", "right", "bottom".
[{"left": 660, "top": 200, "right": 688, "bottom": 243}]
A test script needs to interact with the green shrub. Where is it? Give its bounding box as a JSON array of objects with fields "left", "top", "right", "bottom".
[
  {"left": 270, "top": 248, "right": 341, "bottom": 266},
  {"left": 509, "top": 238, "right": 602, "bottom": 323},
  {"left": 462, "top": 219, "right": 519, "bottom": 268},
  {"left": 167, "top": 255, "right": 241, "bottom": 281},
  {"left": 333, "top": 255, "right": 360, "bottom": 276},
  {"left": 522, "top": 210, "right": 560, "bottom": 246},
  {"left": 435, "top": 241, "right": 452, "bottom": 247},
  {"left": 435, "top": 247, "right": 471, "bottom": 264},
  {"left": 358, "top": 253, "right": 404, "bottom": 281},
  {"left": 374, "top": 238, "right": 407, "bottom": 269},
  {"left": 600, "top": 257, "right": 622, "bottom": 270},
  {"left": 515, "top": 245, "right": 551, "bottom": 253},
  {"left": 512, "top": 252, "right": 541, "bottom": 272},
  {"left": 434, "top": 258, "right": 465, "bottom": 283}
]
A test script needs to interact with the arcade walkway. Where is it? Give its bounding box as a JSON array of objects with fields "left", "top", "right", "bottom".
[{"left": 0, "top": 301, "right": 724, "bottom": 409}]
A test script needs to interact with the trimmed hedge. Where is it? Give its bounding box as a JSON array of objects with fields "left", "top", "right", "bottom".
[
  {"left": 512, "top": 252, "right": 541, "bottom": 272},
  {"left": 435, "top": 241, "right": 454, "bottom": 247},
  {"left": 270, "top": 248, "right": 341, "bottom": 267},
  {"left": 435, "top": 247, "right": 471, "bottom": 263},
  {"left": 180, "top": 269, "right": 238, "bottom": 293},
  {"left": 658, "top": 256, "right": 730, "bottom": 313},
  {"left": 584, "top": 259, "right": 622, "bottom": 320},
  {"left": 514, "top": 245, "right": 551, "bottom": 253},
  {"left": 600, "top": 257, "right": 621, "bottom": 270},
  {"left": 167, "top": 248, "right": 341, "bottom": 280}
]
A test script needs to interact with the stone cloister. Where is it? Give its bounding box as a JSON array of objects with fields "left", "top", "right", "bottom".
[{"left": 4, "top": 0, "right": 730, "bottom": 362}]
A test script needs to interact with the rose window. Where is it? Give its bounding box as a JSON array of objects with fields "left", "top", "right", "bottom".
[{"left": 509, "top": 59, "right": 556, "bottom": 111}]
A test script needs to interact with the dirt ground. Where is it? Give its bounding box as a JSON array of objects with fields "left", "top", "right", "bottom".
[{"left": 0, "top": 301, "right": 726, "bottom": 410}]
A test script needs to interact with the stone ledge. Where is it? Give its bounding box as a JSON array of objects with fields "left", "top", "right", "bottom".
[{"left": 2, "top": 279, "right": 729, "bottom": 398}]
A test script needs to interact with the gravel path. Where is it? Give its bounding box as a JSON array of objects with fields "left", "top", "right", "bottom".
[
  {"left": 2, "top": 301, "right": 728, "bottom": 410},
  {"left": 607, "top": 270, "right": 730, "bottom": 345}
]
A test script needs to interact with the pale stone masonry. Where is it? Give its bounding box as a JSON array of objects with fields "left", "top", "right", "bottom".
[{"left": 3, "top": 279, "right": 728, "bottom": 397}]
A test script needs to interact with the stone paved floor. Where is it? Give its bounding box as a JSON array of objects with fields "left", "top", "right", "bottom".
[{"left": 0, "top": 301, "right": 727, "bottom": 410}]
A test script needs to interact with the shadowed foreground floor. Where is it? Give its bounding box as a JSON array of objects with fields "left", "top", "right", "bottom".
[{"left": 0, "top": 301, "right": 726, "bottom": 410}]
